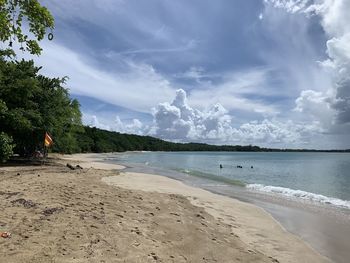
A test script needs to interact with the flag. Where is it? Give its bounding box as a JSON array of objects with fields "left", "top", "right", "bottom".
[{"left": 44, "top": 132, "right": 53, "bottom": 147}]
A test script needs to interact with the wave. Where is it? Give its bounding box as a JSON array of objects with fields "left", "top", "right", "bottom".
[
  {"left": 246, "top": 184, "right": 350, "bottom": 209},
  {"left": 174, "top": 168, "right": 246, "bottom": 187}
]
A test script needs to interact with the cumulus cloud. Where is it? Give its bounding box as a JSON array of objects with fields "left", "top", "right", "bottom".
[
  {"left": 150, "top": 89, "right": 239, "bottom": 142},
  {"left": 294, "top": 89, "right": 334, "bottom": 127},
  {"left": 236, "top": 119, "right": 323, "bottom": 144},
  {"left": 150, "top": 89, "right": 321, "bottom": 145},
  {"left": 325, "top": 34, "right": 350, "bottom": 123},
  {"left": 152, "top": 89, "right": 205, "bottom": 140},
  {"left": 115, "top": 116, "right": 145, "bottom": 135},
  {"left": 88, "top": 115, "right": 111, "bottom": 131},
  {"left": 85, "top": 114, "right": 144, "bottom": 135},
  {"left": 84, "top": 89, "right": 326, "bottom": 146},
  {"left": 265, "top": 0, "right": 350, "bottom": 124}
]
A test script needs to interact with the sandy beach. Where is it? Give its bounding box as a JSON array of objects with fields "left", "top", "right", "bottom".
[{"left": 0, "top": 154, "right": 329, "bottom": 262}]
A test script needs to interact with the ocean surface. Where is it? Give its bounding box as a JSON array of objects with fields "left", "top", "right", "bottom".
[{"left": 113, "top": 151, "right": 350, "bottom": 210}]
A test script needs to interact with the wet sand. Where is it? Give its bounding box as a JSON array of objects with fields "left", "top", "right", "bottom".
[{"left": 253, "top": 196, "right": 350, "bottom": 263}]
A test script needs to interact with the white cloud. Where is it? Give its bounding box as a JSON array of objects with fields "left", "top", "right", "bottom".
[
  {"left": 177, "top": 66, "right": 208, "bottom": 84},
  {"left": 83, "top": 89, "right": 328, "bottom": 147},
  {"left": 33, "top": 43, "right": 175, "bottom": 114},
  {"left": 265, "top": 0, "right": 350, "bottom": 124},
  {"left": 87, "top": 115, "right": 111, "bottom": 131},
  {"left": 236, "top": 119, "right": 323, "bottom": 145},
  {"left": 84, "top": 114, "right": 144, "bottom": 135},
  {"left": 188, "top": 69, "right": 280, "bottom": 115},
  {"left": 151, "top": 89, "right": 204, "bottom": 140},
  {"left": 264, "top": 0, "right": 313, "bottom": 13},
  {"left": 150, "top": 89, "right": 321, "bottom": 145},
  {"left": 30, "top": 42, "right": 280, "bottom": 120},
  {"left": 112, "top": 39, "right": 198, "bottom": 56},
  {"left": 294, "top": 89, "right": 334, "bottom": 127},
  {"left": 261, "top": 2, "right": 332, "bottom": 97},
  {"left": 115, "top": 116, "right": 144, "bottom": 135}
]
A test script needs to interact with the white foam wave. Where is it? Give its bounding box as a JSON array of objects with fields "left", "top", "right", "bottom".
[{"left": 246, "top": 184, "right": 350, "bottom": 209}]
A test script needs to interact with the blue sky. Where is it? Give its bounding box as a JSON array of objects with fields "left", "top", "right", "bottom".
[{"left": 28, "top": 0, "right": 350, "bottom": 149}]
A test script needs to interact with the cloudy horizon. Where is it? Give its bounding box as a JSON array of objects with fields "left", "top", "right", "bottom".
[{"left": 20, "top": 0, "right": 350, "bottom": 149}]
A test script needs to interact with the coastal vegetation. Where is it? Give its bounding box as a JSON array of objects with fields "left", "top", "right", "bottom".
[
  {"left": 0, "top": 58, "right": 82, "bottom": 159},
  {"left": 0, "top": 0, "right": 56, "bottom": 161},
  {"left": 72, "top": 126, "right": 350, "bottom": 153}
]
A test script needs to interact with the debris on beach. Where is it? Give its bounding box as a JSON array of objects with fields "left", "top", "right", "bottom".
[
  {"left": 0, "top": 232, "right": 11, "bottom": 238},
  {"left": 66, "top": 163, "right": 76, "bottom": 170},
  {"left": 66, "top": 163, "right": 84, "bottom": 170},
  {"left": 11, "top": 198, "right": 37, "bottom": 208},
  {"left": 42, "top": 207, "right": 63, "bottom": 216}
]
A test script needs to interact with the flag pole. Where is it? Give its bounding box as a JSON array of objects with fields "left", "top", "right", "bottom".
[
  {"left": 43, "top": 133, "right": 46, "bottom": 166},
  {"left": 43, "top": 145, "right": 47, "bottom": 166}
]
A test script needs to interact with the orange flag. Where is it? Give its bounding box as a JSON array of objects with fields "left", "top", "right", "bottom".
[{"left": 44, "top": 132, "right": 53, "bottom": 147}]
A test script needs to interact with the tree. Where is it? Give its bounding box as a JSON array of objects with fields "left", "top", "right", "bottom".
[
  {"left": 0, "top": 0, "right": 54, "bottom": 56},
  {"left": 0, "top": 57, "right": 83, "bottom": 155}
]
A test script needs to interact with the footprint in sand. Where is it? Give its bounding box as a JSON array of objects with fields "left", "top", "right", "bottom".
[{"left": 148, "top": 252, "right": 159, "bottom": 261}]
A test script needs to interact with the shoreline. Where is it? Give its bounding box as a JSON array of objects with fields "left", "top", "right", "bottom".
[
  {"left": 63, "top": 153, "right": 330, "bottom": 262},
  {"left": 115, "top": 155, "right": 350, "bottom": 263},
  {"left": 0, "top": 153, "right": 333, "bottom": 262}
]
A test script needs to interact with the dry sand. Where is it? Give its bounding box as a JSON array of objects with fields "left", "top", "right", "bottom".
[{"left": 0, "top": 154, "right": 329, "bottom": 262}]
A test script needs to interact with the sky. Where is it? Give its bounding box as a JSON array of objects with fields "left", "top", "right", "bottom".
[{"left": 23, "top": 0, "right": 350, "bottom": 149}]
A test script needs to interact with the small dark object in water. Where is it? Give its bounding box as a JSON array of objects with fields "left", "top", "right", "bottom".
[
  {"left": 66, "top": 163, "right": 75, "bottom": 170},
  {"left": 16, "top": 173, "right": 20, "bottom": 176},
  {"left": 219, "top": 164, "right": 223, "bottom": 169},
  {"left": 75, "top": 165, "right": 83, "bottom": 169},
  {"left": 236, "top": 165, "right": 243, "bottom": 169},
  {"left": 251, "top": 166, "right": 253, "bottom": 169}
]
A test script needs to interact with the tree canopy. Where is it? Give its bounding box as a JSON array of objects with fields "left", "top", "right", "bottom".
[
  {"left": 0, "top": 0, "right": 54, "bottom": 56},
  {"left": 0, "top": 57, "right": 82, "bottom": 157}
]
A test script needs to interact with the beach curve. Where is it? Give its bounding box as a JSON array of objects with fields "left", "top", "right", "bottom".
[{"left": 63, "top": 153, "right": 330, "bottom": 262}]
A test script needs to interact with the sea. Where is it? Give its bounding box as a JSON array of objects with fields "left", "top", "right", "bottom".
[
  {"left": 112, "top": 151, "right": 350, "bottom": 210},
  {"left": 103, "top": 151, "right": 350, "bottom": 262}
]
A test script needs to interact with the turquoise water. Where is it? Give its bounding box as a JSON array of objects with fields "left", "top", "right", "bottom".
[{"left": 116, "top": 152, "right": 350, "bottom": 209}]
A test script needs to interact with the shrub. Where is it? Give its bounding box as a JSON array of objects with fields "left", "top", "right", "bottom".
[{"left": 0, "top": 132, "right": 15, "bottom": 162}]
